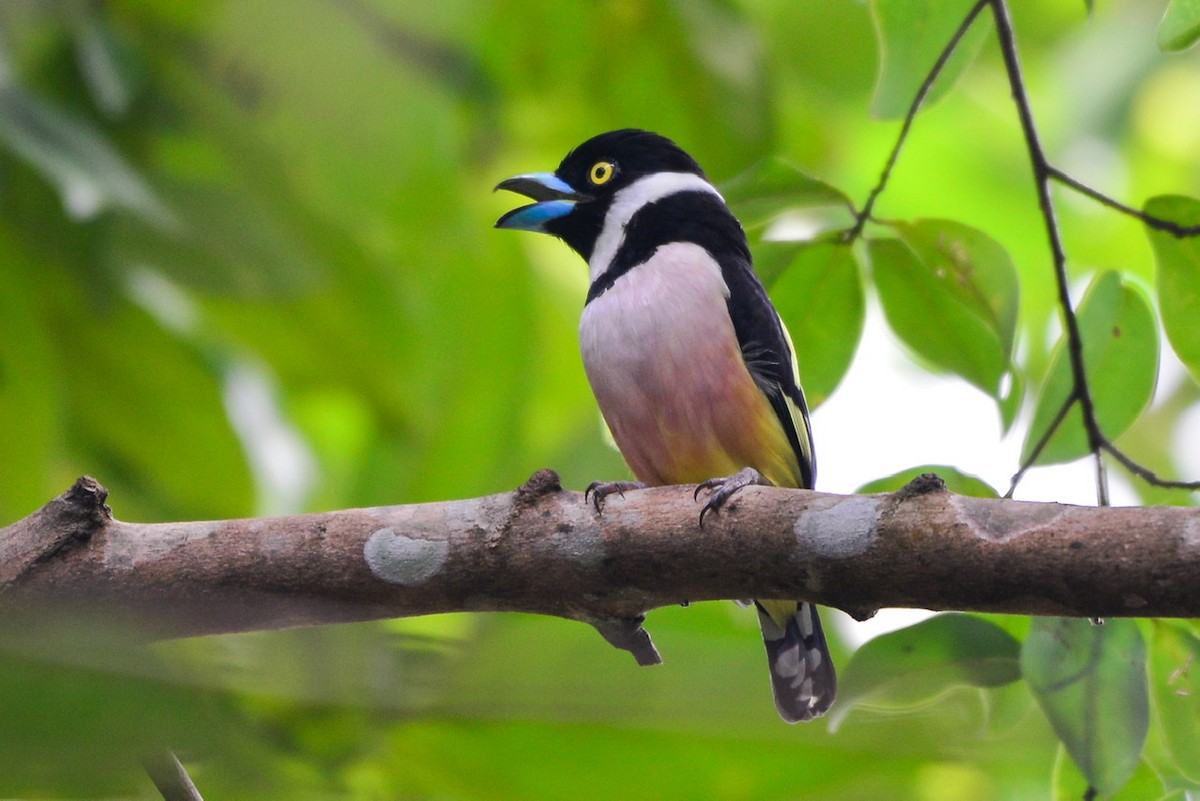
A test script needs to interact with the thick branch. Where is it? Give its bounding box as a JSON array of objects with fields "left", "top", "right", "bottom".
[{"left": 3, "top": 474, "right": 1200, "bottom": 659}]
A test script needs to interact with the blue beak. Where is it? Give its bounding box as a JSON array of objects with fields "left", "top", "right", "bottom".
[{"left": 494, "top": 172, "right": 588, "bottom": 232}]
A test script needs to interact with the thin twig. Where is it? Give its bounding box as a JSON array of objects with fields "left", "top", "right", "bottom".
[
  {"left": 1093, "top": 443, "right": 1110, "bottom": 506},
  {"left": 850, "top": 0, "right": 1198, "bottom": 499},
  {"left": 1048, "top": 166, "right": 1200, "bottom": 238},
  {"left": 1101, "top": 442, "right": 1200, "bottom": 492},
  {"left": 993, "top": 1, "right": 1197, "bottom": 499},
  {"left": 989, "top": 0, "right": 1109, "bottom": 504},
  {"left": 1005, "top": 392, "right": 1077, "bottom": 498},
  {"left": 845, "top": 0, "right": 991, "bottom": 241},
  {"left": 143, "top": 751, "right": 203, "bottom": 801}
]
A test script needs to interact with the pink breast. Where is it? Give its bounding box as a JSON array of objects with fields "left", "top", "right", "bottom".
[{"left": 579, "top": 244, "right": 801, "bottom": 488}]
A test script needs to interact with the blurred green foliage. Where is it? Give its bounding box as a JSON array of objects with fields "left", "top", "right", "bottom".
[{"left": 1, "top": 0, "right": 1199, "bottom": 798}]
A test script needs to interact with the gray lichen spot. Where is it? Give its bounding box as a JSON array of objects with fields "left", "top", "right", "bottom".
[
  {"left": 1185, "top": 516, "right": 1200, "bottom": 549},
  {"left": 364, "top": 528, "right": 449, "bottom": 585},
  {"left": 444, "top": 497, "right": 505, "bottom": 542},
  {"left": 104, "top": 522, "right": 218, "bottom": 570},
  {"left": 794, "top": 495, "right": 881, "bottom": 559},
  {"left": 951, "top": 495, "right": 1066, "bottom": 542}
]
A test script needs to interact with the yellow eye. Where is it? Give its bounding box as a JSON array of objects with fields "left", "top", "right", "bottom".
[{"left": 589, "top": 161, "right": 616, "bottom": 185}]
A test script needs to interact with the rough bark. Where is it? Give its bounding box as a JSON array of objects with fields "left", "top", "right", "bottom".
[{"left": 2, "top": 472, "right": 1198, "bottom": 664}]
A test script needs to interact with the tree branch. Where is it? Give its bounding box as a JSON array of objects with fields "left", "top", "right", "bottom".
[
  {"left": 1047, "top": 166, "right": 1200, "bottom": 238},
  {"left": 990, "top": 0, "right": 1199, "bottom": 500},
  {"left": 988, "top": 0, "right": 1110, "bottom": 505},
  {"left": 1100, "top": 441, "right": 1200, "bottom": 492},
  {"left": 850, "top": 0, "right": 1200, "bottom": 502},
  {"left": 143, "top": 751, "right": 204, "bottom": 801},
  {"left": 1005, "top": 393, "right": 1078, "bottom": 498},
  {"left": 845, "top": 0, "right": 990, "bottom": 242},
  {"left": 4, "top": 474, "right": 1200, "bottom": 659}
]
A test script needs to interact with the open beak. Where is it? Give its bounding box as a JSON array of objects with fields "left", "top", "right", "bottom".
[{"left": 494, "top": 172, "right": 589, "bottom": 232}]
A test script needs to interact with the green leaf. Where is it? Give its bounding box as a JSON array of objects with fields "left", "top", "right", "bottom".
[
  {"left": 1158, "top": 0, "right": 1200, "bottom": 51},
  {"left": 753, "top": 240, "right": 807, "bottom": 288},
  {"left": 998, "top": 368, "right": 1024, "bottom": 436},
  {"left": 721, "top": 157, "right": 853, "bottom": 230},
  {"left": 665, "top": 0, "right": 775, "bottom": 167},
  {"left": 1051, "top": 743, "right": 1173, "bottom": 801},
  {"left": 830, "top": 614, "right": 1021, "bottom": 730},
  {"left": 857, "top": 465, "right": 999, "bottom": 497},
  {"left": 889, "top": 218, "right": 1025, "bottom": 431},
  {"left": 1144, "top": 195, "right": 1200, "bottom": 383},
  {"left": 892, "top": 219, "right": 1020, "bottom": 356},
  {"left": 1022, "top": 618, "right": 1148, "bottom": 797},
  {"left": 868, "top": 234, "right": 1013, "bottom": 400},
  {"left": 1149, "top": 621, "right": 1200, "bottom": 783},
  {"left": 767, "top": 242, "right": 865, "bottom": 408},
  {"left": 1021, "top": 271, "right": 1159, "bottom": 465},
  {"left": 868, "top": 0, "right": 991, "bottom": 119}
]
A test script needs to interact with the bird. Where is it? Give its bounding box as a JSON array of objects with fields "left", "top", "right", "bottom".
[{"left": 494, "top": 129, "right": 835, "bottom": 722}]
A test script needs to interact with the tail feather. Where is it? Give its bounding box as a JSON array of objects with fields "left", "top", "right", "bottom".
[{"left": 755, "top": 601, "right": 836, "bottom": 723}]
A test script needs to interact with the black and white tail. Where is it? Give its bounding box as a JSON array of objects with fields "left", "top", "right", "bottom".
[{"left": 755, "top": 601, "right": 837, "bottom": 723}]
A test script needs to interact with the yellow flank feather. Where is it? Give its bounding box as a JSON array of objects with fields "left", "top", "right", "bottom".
[
  {"left": 774, "top": 310, "right": 814, "bottom": 485},
  {"left": 650, "top": 397, "right": 800, "bottom": 489},
  {"left": 757, "top": 598, "right": 799, "bottom": 629}
]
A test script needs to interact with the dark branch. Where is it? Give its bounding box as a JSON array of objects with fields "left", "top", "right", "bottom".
[
  {"left": 988, "top": 0, "right": 1110, "bottom": 504},
  {"left": 1047, "top": 166, "right": 1200, "bottom": 238},
  {"left": 990, "top": 0, "right": 1200, "bottom": 499},
  {"left": 843, "top": 0, "right": 1200, "bottom": 501},
  {"left": 1101, "top": 442, "right": 1200, "bottom": 492},
  {"left": 1005, "top": 392, "right": 1078, "bottom": 498}
]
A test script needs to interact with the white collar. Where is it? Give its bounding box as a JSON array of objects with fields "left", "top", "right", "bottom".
[{"left": 588, "top": 172, "right": 721, "bottom": 284}]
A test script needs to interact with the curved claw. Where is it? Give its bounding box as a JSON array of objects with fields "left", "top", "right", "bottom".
[
  {"left": 584, "top": 480, "right": 646, "bottom": 514},
  {"left": 693, "top": 477, "right": 722, "bottom": 502},
  {"left": 693, "top": 467, "right": 771, "bottom": 526}
]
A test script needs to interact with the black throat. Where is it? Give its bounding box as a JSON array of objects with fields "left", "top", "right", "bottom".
[{"left": 584, "top": 190, "right": 751, "bottom": 305}]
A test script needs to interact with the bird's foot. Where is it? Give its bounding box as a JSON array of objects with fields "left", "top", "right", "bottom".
[
  {"left": 584, "top": 480, "right": 647, "bottom": 513},
  {"left": 694, "top": 467, "right": 771, "bottom": 526}
]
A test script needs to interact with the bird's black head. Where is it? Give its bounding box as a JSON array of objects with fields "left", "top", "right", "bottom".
[
  {"left": 554, "top": 129, "right": 707, "bottom": 194},
  {"left": 495, "top": 129, "right": 708, "bottom": 262}
]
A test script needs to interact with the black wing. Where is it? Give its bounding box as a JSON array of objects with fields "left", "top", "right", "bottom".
[{"left": 718, "top": 251, "right": 816, "bottom": 490}]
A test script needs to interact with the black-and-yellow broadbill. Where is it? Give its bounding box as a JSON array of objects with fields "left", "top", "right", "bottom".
[{"left": 495, "top": 129, "right": 834, "bottom": 722}]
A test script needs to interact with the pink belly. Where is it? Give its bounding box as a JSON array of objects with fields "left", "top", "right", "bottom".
[
  {"left": 579, "top": 245, "right": 801, "bottom": 488},
  {"left": 588, "top": 331, "right": 798, "bottom": 487}
]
